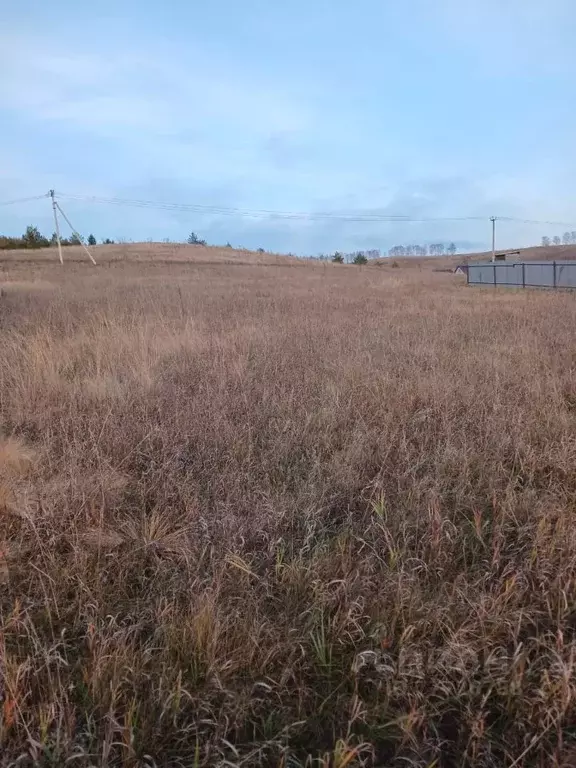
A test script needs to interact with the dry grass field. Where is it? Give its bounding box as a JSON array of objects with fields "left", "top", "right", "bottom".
[{"left": 1, "top": 245, "right": 576, "bottom": 767}]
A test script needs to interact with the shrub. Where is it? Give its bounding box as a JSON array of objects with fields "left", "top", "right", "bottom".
[
  {"left": 22, "top": 225, "right": 49, "bottom": 249},
  {"left": 187, "top": 232, "right": 207, "bottom": 246},
  {"left": 69, "top": 232, "right": 84, "bottom": 246}
]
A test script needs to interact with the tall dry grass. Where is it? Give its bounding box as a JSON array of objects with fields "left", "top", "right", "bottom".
[{"left": 0, "top": 254, "right": 575, "bottom": 766}]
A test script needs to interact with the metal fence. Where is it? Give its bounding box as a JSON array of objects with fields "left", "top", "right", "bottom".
[{"left": 465, "top": 261, "right": 576, "bottom": 289}]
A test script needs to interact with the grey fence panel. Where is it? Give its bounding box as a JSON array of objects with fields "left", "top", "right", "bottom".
[
  {"left": 556, "top": 263, "right": 576, "bottom": 288},
  {"left": 501, "top": 264, "right": 523, "bottom": 285},
  {"left": 468, "top": 264, "right": 495, "bottom": 284},
  {"left": 524, "top": 263, "right": 554, "bottom": 287},
  {"left": 466, "top": 261, "right": 576, "bottom": 289}
]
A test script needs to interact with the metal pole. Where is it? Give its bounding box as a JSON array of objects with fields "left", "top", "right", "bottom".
[
  {"left": 55, "top": 203, "right": 96, "bottom": 265},
  {"left": 49, "top": 190, "right": 63, "bottom": 265},
  {"left": 490, "top": 217, "right": 496, "bottom": 262},
  {"left": 522, "top": 262, "right": 526, "bottom": 289},
  {"left": 553, "top": 261, "right": 557, "bottom": 289}
]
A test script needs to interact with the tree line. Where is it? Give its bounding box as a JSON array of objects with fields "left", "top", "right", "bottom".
[
  {"left": 0, "top": 225, "right": 112, "bottom": 250},
  {"left": 0, "top": 226, "right": 461, "bottom": 259},
  {"left": 316, "top": 249, "right": 380, "bottom": 263},
  {"left": 541, "top": 232, "right": 576, "bottom": 247},
  {"left": 0, "top": 227, "right": 220, "bottom": 251},
  {"left": 388, "top": 242, "right": 457, "bottom": 257}
]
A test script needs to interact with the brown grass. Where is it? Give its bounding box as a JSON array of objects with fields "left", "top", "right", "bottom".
[{"left": 0, "top": 249, "right": 575, "bottom": 766}]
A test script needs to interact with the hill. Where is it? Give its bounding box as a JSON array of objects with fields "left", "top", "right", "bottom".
[
  {"left": 0, "top": 241, "right": 302, "bottom": 267},
  {"left": 371, "top": 244, "right": 576, "bottom": 271},
  {"left": 459, "top": 243, "right": 576, "bottom": 263}
]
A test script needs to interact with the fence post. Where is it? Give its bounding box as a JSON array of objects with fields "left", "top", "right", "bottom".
[
  {"left": 522, "top": 262, "right": 525, "bottom": 288},
  {"left": 553, "top": 261, "right": 557, "bottom": 289},
  {"left": 493, "top": 263, "right": 497, "bottom": 287}
]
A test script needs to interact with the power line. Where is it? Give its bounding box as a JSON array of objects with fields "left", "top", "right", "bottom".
[
  {"left": 54, "top": 192, "right": 490, "bottom": 223},
  {"left": 498, "top": 216, "right": 576, "bottom": 228},
  {"left": 0, "top": 193, "right": 50, "bottom": 207},
  {"left": 3, "top": 190, "right": 575, "bottom": 229}
]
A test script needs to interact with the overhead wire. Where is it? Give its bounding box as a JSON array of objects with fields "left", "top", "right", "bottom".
[
  {"left": 54, "top": 192, "right": 491, "bottom": 223},
  {"left": 497, "top": 216, "right": 576, "bottom": 228},
  {"left": 0, "top": 193, "right": 50, "bottom": 207},
  {"left": 3, "top": 191, "right": 576, "bottom": 229}
]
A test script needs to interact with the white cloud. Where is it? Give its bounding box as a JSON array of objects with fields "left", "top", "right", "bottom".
[
  {"left": 433, "top": 0, "right": 575, "bottom": 76},
  {"left": 0, "top": 34, "right": 313, "bottom": 140},
  {"left": 0, "top": 31, "right": 326, "bottom": 205}
]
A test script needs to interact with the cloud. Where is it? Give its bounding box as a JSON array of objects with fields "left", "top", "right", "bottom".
[
  {"left": 433, "top": 0, "right": 574, "bottom": 77},
  {"left": 0, "top": 34, "right": 313, "bottom": 141},
  {"left": 0, "top": 32, "right": 327, "bottom": 209}
]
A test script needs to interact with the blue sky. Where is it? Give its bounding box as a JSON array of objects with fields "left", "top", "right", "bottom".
[{"left": 1, "top": 0, "right": 575, "bottom": 254}]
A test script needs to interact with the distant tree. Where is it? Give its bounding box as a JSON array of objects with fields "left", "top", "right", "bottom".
[
  {"left": 541, "top": 236, "right": 551, "bottom": 247},
  {"left": 22, "top": 225, "right": 49, "bottom": 249},
  {"left": 69, "top": 232, "right": 84, "bottom": 246},
  {"left": 553, "top": 236, "right": 562, "bottom": 246},
  {"left": 563, "top": 232, "right": 572, "bottom": 245},
  {"left": 87, "top": 233, "right": 97, "bottom": 246},
  {"left": 332, "top": 252, "right": 344, "bottom": 263},
  {"left": 447, "top": 242, "right": 457, "bottom": 256},
  {"left": 102, "top": 238, "right": 115, "bottom": 245},
  {"left": 352, "top": 252, "right": 368, "bottom": 265},
  {"left": 187, "top": 232, "right": 206, "bottom": 246},
  {"left": 257, "top": 247, "right": 265, "bottom": 253},
  {"left": 0, "top": 235, "right": 24, "bottom": 250},
  {"left": 571, "top": 232, "right": 576, "bottom": 245},
  {"left": 225, "top": 242, "right": 233, "bottom": 248}
]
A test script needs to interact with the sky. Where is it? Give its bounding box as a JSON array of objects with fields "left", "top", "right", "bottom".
[{"left": 1, "top": 0, "right": 575, "bottom": 255}]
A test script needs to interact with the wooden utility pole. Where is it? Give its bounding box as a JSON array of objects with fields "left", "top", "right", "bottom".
[
  {"left": 49, "top": 189, "right": 63, "bottom": 265},
  {"left": 55, "top": 202, "right": 96, "bottom": 265}
]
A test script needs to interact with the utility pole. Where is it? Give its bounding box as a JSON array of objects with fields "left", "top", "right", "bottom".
[
  {"left": 55, "top": 203, "right": 96, "bottom": 265},
  {"left": 49, "top": 189, "right": 63, "bottom": 265},
  {"left": 48, "top": 194, "right": 97, "bottom": 265},
  {"left": 490, "top": 216, "right": 497, "bottom": 262}
]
